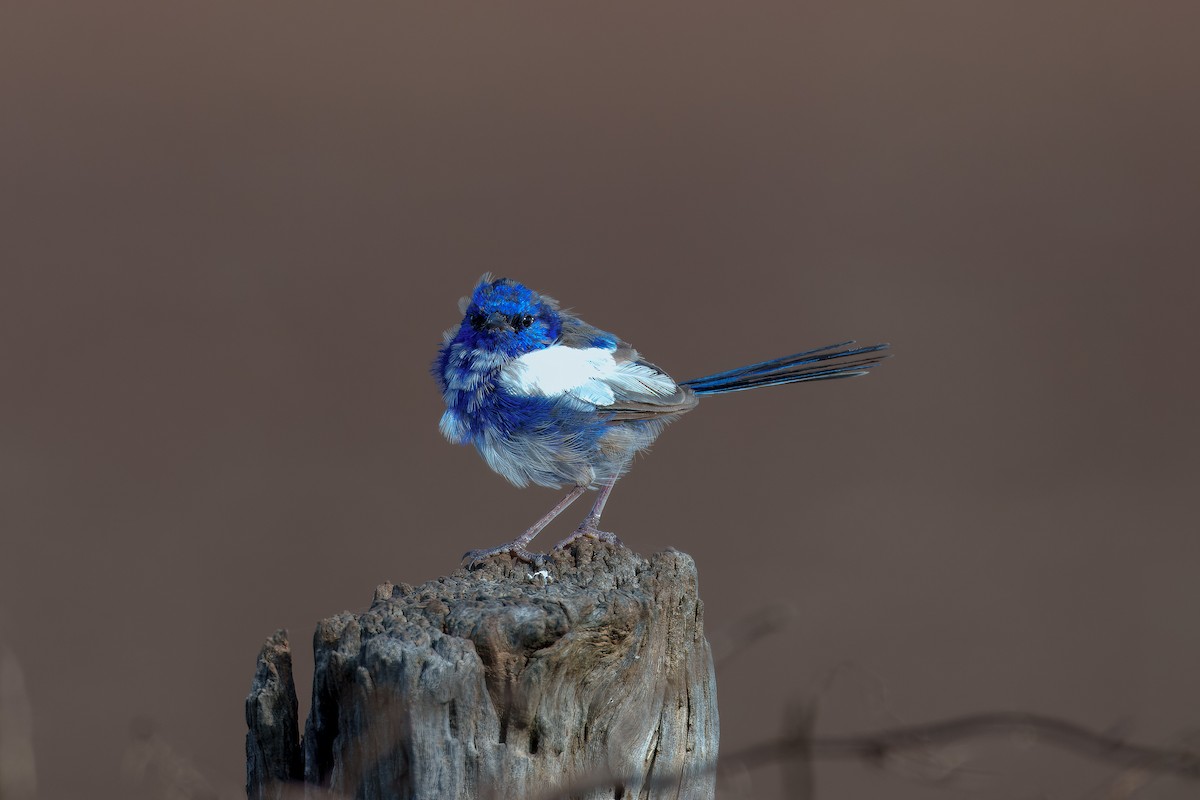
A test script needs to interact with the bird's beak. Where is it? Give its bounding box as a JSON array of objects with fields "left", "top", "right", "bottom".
[{"left": 485, "top": 311, "right": 513, "bottom": 331}]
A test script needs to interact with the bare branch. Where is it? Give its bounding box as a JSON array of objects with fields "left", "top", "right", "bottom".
[
  {"left": 543, "top": 711, "right": 1200, "bottom": 799},
  {"left": 779, "top": 701, "right": 816, "bottom": 800},
  {"left": 737, "top": 712, "right": 1200, "bottom": 778},
  {"left": 709, "top": 603, "right": 799, "bottom": 667}
]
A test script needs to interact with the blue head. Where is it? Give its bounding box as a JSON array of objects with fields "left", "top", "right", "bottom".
[
  {"left": 433, "top": 276, "right": 564, "bottom": 441},
  {"left": 447, "top": 276, "right": 562, "bottom": 359}
]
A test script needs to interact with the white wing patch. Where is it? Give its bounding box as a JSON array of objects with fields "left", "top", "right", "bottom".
[
  {"left": 500, "top": 345, "right": 678, "bottom": 407},
  {"left": 502, "top": 346, "right": 614, "bottom": 397}
]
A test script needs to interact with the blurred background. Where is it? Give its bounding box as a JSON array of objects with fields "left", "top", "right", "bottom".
[{"left": 2, "top": 3, "right": 1198, "bottom": 798}]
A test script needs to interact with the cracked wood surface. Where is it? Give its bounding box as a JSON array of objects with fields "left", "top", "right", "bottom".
[{"left": 246, "top": 541, "right": 718, "bottom": 800}]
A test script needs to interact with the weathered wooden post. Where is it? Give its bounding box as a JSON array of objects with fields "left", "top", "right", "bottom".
[{"left": 247, "top": 541, "right": 719, "bottom": 799}]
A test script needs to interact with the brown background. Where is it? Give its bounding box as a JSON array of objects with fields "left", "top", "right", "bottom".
[{"left": 2, "top": 3, "right": 1198, "bottom": 799}]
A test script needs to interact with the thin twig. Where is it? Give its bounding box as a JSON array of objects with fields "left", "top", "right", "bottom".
[
  {"left": 740, "top": 712, "right": 1200, "bottom": 777},
  {"left": 780, "top": 701, "right": 817, "bottom": 800},
  {"left": 543, "top": 711, "right": 1200, "bottom": 799},
  {"left": 709, "top": 603, "right": 799, "bottom": 667}
]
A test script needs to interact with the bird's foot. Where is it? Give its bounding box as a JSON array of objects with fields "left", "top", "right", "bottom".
[
  {"left": 553, "top": 519, "right": 622, "bottom": 551},
  {"left": 461, "top": 543, "right": 546, "bottom": 569}
]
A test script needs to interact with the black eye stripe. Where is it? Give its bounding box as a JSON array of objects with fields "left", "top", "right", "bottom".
[{"left": 469, "top": 310, "right": 534, "bottom": 332}]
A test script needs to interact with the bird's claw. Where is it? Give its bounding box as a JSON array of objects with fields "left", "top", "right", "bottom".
[{"left": 462, "top": 544, "right": 545, "bottom": 569}]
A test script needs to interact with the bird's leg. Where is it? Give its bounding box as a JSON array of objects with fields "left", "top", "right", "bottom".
[
  {"left": 463, "top": 484, "right": 587, "bottom": 566},
  {"left": 554, "top": 478, "right": 622, "bottom": 550}
]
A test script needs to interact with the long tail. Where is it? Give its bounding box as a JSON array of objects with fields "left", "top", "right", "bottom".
[{"left": 681, "top": 341, "right": 890, "bottom": 395}]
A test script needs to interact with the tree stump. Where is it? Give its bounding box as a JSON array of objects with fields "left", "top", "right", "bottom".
[{"left": 246, "top": 541, "right": 719, "bottom": 800}]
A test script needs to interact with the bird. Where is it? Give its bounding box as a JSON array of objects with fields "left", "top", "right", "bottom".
[{"left": 434, "top": 275, "right": 889, "bottom": 565}]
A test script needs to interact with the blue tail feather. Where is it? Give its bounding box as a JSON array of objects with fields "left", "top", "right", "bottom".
[
  {"left": 681, "top": 340, "right": 855, "bottom": 389},
  {"left": 681, "top": 342, "right": 890, "bottom": 396}
]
